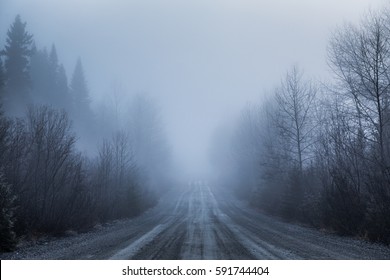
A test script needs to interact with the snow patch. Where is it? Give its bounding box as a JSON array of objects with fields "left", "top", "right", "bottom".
[{"left": 109, "top": 224, "right": 165, "bottom": 260}]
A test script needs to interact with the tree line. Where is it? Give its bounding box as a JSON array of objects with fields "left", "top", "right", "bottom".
[
  {"left": 0, "top": 15, "right": 171, "bottom": 251},
  {"left": 213, "top": 7, "right": 390, "bottom": 245}
]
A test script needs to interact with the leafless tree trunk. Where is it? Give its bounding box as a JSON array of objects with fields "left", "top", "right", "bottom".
[
  {"left": 329, "top": 11, "right": 390, "bottom": 167},
  {"left": 274, "top": 66, "right": 317, "bottom": 174}
]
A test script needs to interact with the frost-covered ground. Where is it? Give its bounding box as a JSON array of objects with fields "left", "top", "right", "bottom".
[{"left": 2, "top": 185, "right": 390, "bottom": 259}]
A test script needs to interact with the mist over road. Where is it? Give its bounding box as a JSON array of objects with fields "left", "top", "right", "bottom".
[{"left": 2, "top": 185, "right": 390, "bottom": 260}]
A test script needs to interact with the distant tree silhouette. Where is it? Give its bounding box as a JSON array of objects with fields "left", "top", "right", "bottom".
[
  {"left": 56, "top": 64, "right": 71, "bottom": 111},
  {"left": 70, "top": 58, "right": 90, "bottom": 117},
  {"left": 30, "top": 47, "right": 51, "bottom": 103},
  {"left": 2, "top": 15, "right": 34, "bottom": 114},
  {"left": 0, "top": 59, "right": 5, "bottom": 99},
  {"left": 0, "top": 172, "right": 17, "bottom": 252},
  {"left": 30, "top": 44, "right": 71, "bottom": 110},
  {"left": 69, "top": 57, "right": 95, "bottom": 141}
]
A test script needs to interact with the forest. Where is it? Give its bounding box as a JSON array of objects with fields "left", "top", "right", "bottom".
[
  {"left": 1, "top": 2, "right": 390, "bottom": 256},
  {"left": 212, "top": 8, "right": 390, "bottom": 245},
  {"left": 0, "top": 15, "right": 172, "bottom": 251}
]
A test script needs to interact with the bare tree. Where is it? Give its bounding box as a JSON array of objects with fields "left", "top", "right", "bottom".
[
  {"left": 315, "top": 92, "right": 367, "bottom": 234},
  {"left": 0, "top": 105, "right": 93, "bottom": 233},
  {"left": 327, "top": 10, "right": 390, "bottom": 241},
  {"left": 94, "top": 130, "right": 141, "bottom": 221},
  {"left": 274, "top": 66, "right": 317, "bottom": 173},
  {"left": 329, "top": 11, "right": 390, "bottom": 166}
]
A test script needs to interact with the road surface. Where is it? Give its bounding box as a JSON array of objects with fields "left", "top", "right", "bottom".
[{"left": 2, "top": 185, "right": 390, "bottom": 259}]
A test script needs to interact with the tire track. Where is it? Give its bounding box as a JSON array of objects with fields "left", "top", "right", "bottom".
[{"left": 4, "top": 185, "right": 390, "bottom": 259}]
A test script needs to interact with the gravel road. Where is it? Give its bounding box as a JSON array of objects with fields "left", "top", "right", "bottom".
[{"left": 2, "top": 185, "right": 390, "bottom": 260}]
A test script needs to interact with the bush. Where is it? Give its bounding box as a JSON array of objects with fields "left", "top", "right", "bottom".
[
  {"left": 0, "top": 172, "right": 17, "bottom": 252},
  {"left": 321, "top": 168, "right": 366, "bottom": 235}
]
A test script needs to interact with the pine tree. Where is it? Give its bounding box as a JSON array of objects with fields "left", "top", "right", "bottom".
[
  {"left": 70, "top": 58, "right": 91, "bottom": 118},
  {"left": 50, "top": 45, "right": 71, "bottom": 110},
  {"left": 0, "top": 105, "right": 10, "bottom": 161},
  {"left": 2, "top": 15, "right": 34, "bottom": 113},
  {"left": 30, "top": 44, "right": 71, "bottom": 110},
  {"left": 0, "top": 172, "right": 17, "bottom": 252},
  {"left": 49, "top": 44, "right": 58, "bottom": 72},
  {"left": 48, "top": 44, "right": 59, "bottom": 104},
  {"left": 0, "top": 109, "right": 16, "bottom": 252},
  {"left": 0, "top": 58, "right": 5, "bottom": 99},
  {"left": 30, "top": 47, "right": 51, "bottom": 104},
  {"left": 57, "top": 64, "right": 71, "bottom": 111}
]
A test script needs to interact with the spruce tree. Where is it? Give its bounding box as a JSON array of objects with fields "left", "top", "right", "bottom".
[
  {"left": 30, "top": 48, "right": 51, "bottom": 104},
  {"left": 2, "top": 15, "right": 33, "bottom": 113},
  {"left": 48, "top": 45, "right": 60, "bottom": 105},
  {"left": 49, "top": 44, "right": 58, "bottom": 72},
  {"left": 30, "top": 44, "right": 71, "bottom": 109},
  {"left": 0, "top": 59, "right": 4, "bottom": 99},
  {"left": 50, "top": 45, "right": 71, "bottom": 110},
  {"left": 57, "top": 64, "right": 71, "bottom": 110},
  {"left": 48, "top": 44, "right": 59, "bottom": 104},
  {"left": 70, "top": 58, "right": 90, "bottom": 117},
  {"left": 0, "top": 172, "right": 17, "bottom": 252}
]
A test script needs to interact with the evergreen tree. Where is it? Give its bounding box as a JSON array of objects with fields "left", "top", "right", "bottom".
[
  {"left": 57, "top": 64, "right": 71, "bottom": 111},
  {"left": 70, "top": 58, "right": 91, "bottom": 121},
  {"left": 70, "top": 58, "right": 89, "bottom": 111},
  {"left": 48, "top": 45, "right": 60, "bottom": 105},
  {"left": 30, "top": 47, "right": 51, "bottom": 104},
  {"left": 0, "top": 58, "right": 5, "bottom": 99},
  {"left": 49, "top": 44, "right": 58, "bottom": 72},
  {"left": 0, "top": 172, "right": 17, "bottom": 252},
  {"left": 30, "top": 44, "right": 71, "bottom": 110},
  {"left": 50, "top": 45, "right": 71, "bottom": 110},
  {"left": 47, "top": 44, "right": 59, "bottom": 104},
  {"left": 69, "top": 58, "right": 95, "bottom": 146},
  {"left": 0, "top": 105, "right": 10, "bottom": 161},
  {"left": 2, "top": 15, "right": 33, "bottom": 113}
]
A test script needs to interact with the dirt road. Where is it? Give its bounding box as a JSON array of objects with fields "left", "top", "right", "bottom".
[{"left": 2, "top": 185, "right": 390, "bottom": 259}]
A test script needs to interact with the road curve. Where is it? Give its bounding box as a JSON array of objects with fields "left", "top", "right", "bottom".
[{"left": 2, "top": 185, "right": 390, "bottom": 259}]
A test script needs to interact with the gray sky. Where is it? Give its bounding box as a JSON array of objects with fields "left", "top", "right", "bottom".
[{"left": 0, "top": 0, "right": 386, "bottom": 176}]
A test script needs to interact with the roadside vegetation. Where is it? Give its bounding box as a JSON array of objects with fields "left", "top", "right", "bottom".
[
  {"left": 212, "top": 7, "right": 390, "bottom": 245},
  {"left": 0, "top": 15, "right": 172, "bottom": 252}
]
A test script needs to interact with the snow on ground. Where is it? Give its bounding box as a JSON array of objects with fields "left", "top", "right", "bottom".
[{"left": 2, "top": 185, "right": 390, "bottom": 260}]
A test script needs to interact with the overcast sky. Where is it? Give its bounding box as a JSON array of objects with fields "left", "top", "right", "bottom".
[{"left": 0, "top": 0, "right": 386, "bottom": 176}]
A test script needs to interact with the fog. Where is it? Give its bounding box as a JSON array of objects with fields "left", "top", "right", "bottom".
[
  {"left": 1, "top": 0, "right": 384, "bottom": 178},
  {"left": 5, "top": 0, "right": 390, "bottom": 259}
]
